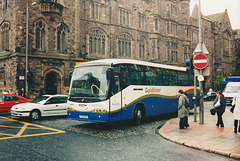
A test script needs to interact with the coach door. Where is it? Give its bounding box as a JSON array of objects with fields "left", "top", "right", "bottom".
[{"left": 109, "top": 75, "right": 122, "bottom": 122}]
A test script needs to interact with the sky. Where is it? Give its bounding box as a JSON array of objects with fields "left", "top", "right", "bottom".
[{"left": 190, "top": 0, "right": 240, "bottom": 29}]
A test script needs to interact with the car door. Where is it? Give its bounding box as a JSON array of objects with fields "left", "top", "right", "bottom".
[
  {"left": 2, "top": 95, "right": 19, "bottom": 111},
  {"left": 43, "top": 97, "right": 61, "bottom": 116},
  {"left": 57, "top": 96, "right": 68, "bottom": 115}
]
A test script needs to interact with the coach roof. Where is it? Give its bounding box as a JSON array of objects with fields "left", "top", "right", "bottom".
[{"left": 75, "top": 59, "right": 186, "bottom": 71}]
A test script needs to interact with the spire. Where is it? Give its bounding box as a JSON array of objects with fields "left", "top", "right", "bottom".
[{"left": 191, "top": 4, "right": 202, "bottom": 20}]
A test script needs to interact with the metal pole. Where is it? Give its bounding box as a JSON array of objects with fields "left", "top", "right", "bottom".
[
  {"left": 194, "top": 74, "right": 197, "bottom": 122},
  {"left": 198, "top": 0, "right": 204, "bottom": 124},
  {"left": 25, "top": 1, "right": 29, "bottom": 97}
]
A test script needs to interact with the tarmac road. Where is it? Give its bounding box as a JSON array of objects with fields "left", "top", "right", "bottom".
[{"left": 0, "top": 111, "right": 237, "bottom": 161}]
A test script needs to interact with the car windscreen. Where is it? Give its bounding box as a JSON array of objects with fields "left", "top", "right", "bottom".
[
  {"left": 0, "top": 96, "right": 4, "bottom": 102},
  {"left": 224, "top": 86, "right": 240, "bottom": 93},
  {"left": 69, "top": 65, "right": 110, "bottom": 102},
  {"left": 31, "top": 96, "right": 49, "bottom": 103}
]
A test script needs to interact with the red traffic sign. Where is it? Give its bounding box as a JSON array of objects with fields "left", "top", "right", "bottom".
[{"left": 193, "top": 54, "right": 208, "bottom": 69}]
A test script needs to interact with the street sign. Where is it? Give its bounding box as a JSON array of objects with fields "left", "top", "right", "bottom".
[
  {"left": 197, "top": 75, "right": 204, "bottom": 82},
  {"left": 193, "top": 54, "right": 208, "bottom": 69}
]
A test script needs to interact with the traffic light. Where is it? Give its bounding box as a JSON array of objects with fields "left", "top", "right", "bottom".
[
  {"left": 186, "top": 58, "right": 194, "bottom": 74},
  {"left": 27, "top": 72, "right": 33, "bottom": 84}
]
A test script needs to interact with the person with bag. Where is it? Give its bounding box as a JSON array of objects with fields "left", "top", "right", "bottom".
[
  {"left": 178, "top": 90, "right": 189, "bottom": 129},
  {"left": 231, "top": 91, "right": 240, "bottom": 133},
  {"left": 213, "top": 91, "right": 226, "bottom": 128}
]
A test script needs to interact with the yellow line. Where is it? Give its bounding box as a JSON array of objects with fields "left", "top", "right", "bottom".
[
  {"left": 0, "top": 116, "right": 66, "bottom": 140},
  {"left": 0, "top": 125, "right": 41, "bottom": 129},
  {"left": 0, "top": 131, "right": 66, "bottom": 140},
  {"left": 16, "top": 123, "right": 29, "bottom": 137},
  {"left": 0, "top": 133, "right": 16, "bottom": 137}
]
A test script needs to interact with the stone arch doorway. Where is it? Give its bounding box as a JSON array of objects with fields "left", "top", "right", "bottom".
[{"left": 44, "top": 71, "right": 62, "bottom": 94}]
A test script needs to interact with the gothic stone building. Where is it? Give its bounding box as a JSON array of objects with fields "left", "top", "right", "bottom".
[{"left": 0, "top": 0, "right": 236, "bottom": 98}]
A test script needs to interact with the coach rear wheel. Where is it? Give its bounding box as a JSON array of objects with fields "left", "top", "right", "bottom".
[{"left": 133, "top": 106, "right": 143, "bottom": 125}]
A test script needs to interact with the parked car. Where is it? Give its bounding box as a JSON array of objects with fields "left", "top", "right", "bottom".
[
  {"left": 0, "top": 94, "right": 32, "bottom": 112},
  {"left": 11, "top": 95, "right": 68, "bottom": 120},
  {"left": 203, "top": 92, "right": 216, "bottom": 101}
]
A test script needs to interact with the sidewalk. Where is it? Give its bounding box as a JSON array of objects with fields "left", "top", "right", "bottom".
[{"left": 159, "top": 101, "right": 240, "bottom": 159}]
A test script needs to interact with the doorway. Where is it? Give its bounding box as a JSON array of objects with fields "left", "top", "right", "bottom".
[{"left": 45, "top": 71, "right": 61, "bottom": 94}]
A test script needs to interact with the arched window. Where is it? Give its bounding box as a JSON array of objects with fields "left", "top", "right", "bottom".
[
  {"left": 118, "top": 33, "right": 132, "bottom": 57},
  {"left": 35, "top": 20, "right": 46, "bottom": 50},
  {"left": 1, "top": 22, "right": 10, "bottom": 51},
  {"left": 88, "top": 29, "right": 106, "bottom": 55},
  {"left": 57, "top": 23, "right": 68, "bottom": 53}
]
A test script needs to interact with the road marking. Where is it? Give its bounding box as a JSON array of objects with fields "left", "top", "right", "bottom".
[{"left": 0, "top": 116, "right": 66, "bottom": 140}]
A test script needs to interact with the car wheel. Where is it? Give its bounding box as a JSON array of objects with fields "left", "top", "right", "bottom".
[
  {"left": 133, "top": 106, "right": 143, "bottom": 125},
  {"left": 30, "top": 110, "right": 41, "bottom": 120}
]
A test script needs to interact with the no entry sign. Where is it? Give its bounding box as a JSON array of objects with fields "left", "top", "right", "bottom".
[{"left": 193, "top": 54, "right": 208, "bottom": 69}]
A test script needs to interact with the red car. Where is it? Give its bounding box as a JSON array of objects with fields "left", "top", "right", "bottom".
[{"left": 0, "top": 94, "right": 32, "bottom": 112}]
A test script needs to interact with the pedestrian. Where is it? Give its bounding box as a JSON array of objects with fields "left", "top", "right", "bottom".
[
  {"left": 8, "top": 88, "right": 13, "bottom": 94},
  {"left": 15, "top": 90, "right": 20, "bottom": 95},
  {"left": 21, "top": 88, "right": 26, "bottom": 98},
  {"left": 178, "top": 90, "right": 189, "bottom": 129},
  {"left": 39, "top": 88, "right": 46, "bottom": 97},
  {"left": 231, "top": 91, "right": 240, "bottom": 133},
  {"left": 213, "top": 91, "right": 226, "bottom": 128}
]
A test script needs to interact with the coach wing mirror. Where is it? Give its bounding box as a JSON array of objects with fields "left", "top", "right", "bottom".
[
  {"left": 68, "top": 70, "right": 73, "bottom": 85},
  {"left": 106, "top": 68, "right": 113, "bottom": 80}
]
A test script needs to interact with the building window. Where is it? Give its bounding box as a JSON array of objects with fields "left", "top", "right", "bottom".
[
  {"left": 91, "top": 2, "right": 103, "bottom": 20},
  {"left": 166, "top": 22, "right": 177, "bottom": 36},
  {"left": 35, "top": 20, "right": 46, "bottom": 50},
  {"left": 0, "top": 68, "right": 4, "bottom": 81},
  {"left": 138, "top": 14, "right": 144, "bottom": 29},
  {"left": 171, "top": 4, "right": 177, "bottom": 15},
  {"left": 157, "top": 40, "right": 160, "bottom": 60},
  {"left": 186, "top": 27, "right": 189, "bottom": 38},
  {"left": 192, "top": 31, "right": 198, "bottom": 43},
  {"left": 157, "top": 0, "right": 160, "bottom": 13},
  {"left": 1, "top": 22, "right": 10, "bottom": 51},
  {"left": 57, "top": 23, "right": 68, "bottom": 53},
  {"left": 223, "top": 32, "right": 230, "bottom": 56},
  {"left": 154, "top": 18, "right": 160, "bottom": 31},
  {"left": 88, "top": 29, "right": 106, "bottom": 55},
  {"left": 139, "top": 37, "right": 145, "bottom": 58},
  {"left": 166, "top": 4, "right": 170, "bottom": 16},
  {"left": 118, "top": 33, "right": 131, "bottom": 57},
  {"left": 167, "top": 42, "right": 178, "bottom": 62},
  {"left": 3, "top": 0, "right": 7, "bottom": 13},
  {"left": 120, "top": 8, "right": 130, "bottom": 26},
  {"left": 152, "top": 40, "right": 156, "bottom": 59}
]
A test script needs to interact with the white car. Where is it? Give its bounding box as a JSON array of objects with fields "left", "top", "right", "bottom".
[{"left": 11, "top": 95, "right": 68, "bottom": 120}]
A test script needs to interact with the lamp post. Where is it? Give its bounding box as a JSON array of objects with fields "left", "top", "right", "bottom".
[
  {"left": 25, "top": 1, "right": 29, "bottom": 97},
  {"left": 25, "top": 1, "right": 38, "bottom": 97}
]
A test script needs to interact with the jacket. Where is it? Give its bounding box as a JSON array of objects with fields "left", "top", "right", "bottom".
[
  {"left": 178, "top": 94, "right": 189, "bottom": 118},
  {"left": 232, "top": 94, "right": 240, "bottom": 120},
  {"left": 213, "top": 94, "right": 226, "bottom": 113}
]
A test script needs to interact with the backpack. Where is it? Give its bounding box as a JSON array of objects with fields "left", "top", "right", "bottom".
[{"left": 185, "top": 98, "right": 190, "bottom": 108}]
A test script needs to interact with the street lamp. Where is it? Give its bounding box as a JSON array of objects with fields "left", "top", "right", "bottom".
[{"left": 26, "top": 1, "right": 38, "bottom": 97}]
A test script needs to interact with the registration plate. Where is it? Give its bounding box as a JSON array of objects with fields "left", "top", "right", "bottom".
[{"left": 79, "top": 115, "right": 88, "bottom": 119}]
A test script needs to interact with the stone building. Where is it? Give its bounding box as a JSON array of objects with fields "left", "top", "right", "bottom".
[{"left": 0, "top": 0, "right": 236, "bottom": 98}]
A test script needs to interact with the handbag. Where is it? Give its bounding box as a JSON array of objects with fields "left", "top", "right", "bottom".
[
  {"left": 210, "top": 108, "right": 216, "bottom": 115},
  {"left": 214, "top": 100, "right": 221, "bottom": 108},
  {"left": 230, "top": 105, "right": 235, "bottom": 113}
]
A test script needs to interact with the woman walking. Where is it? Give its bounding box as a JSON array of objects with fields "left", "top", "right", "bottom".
[
  {"left": 231, "top": 92, "right": 240, "bottom": 133},
  {"left": 213, "top": 91, "right": 226, "bottom": 128}
]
